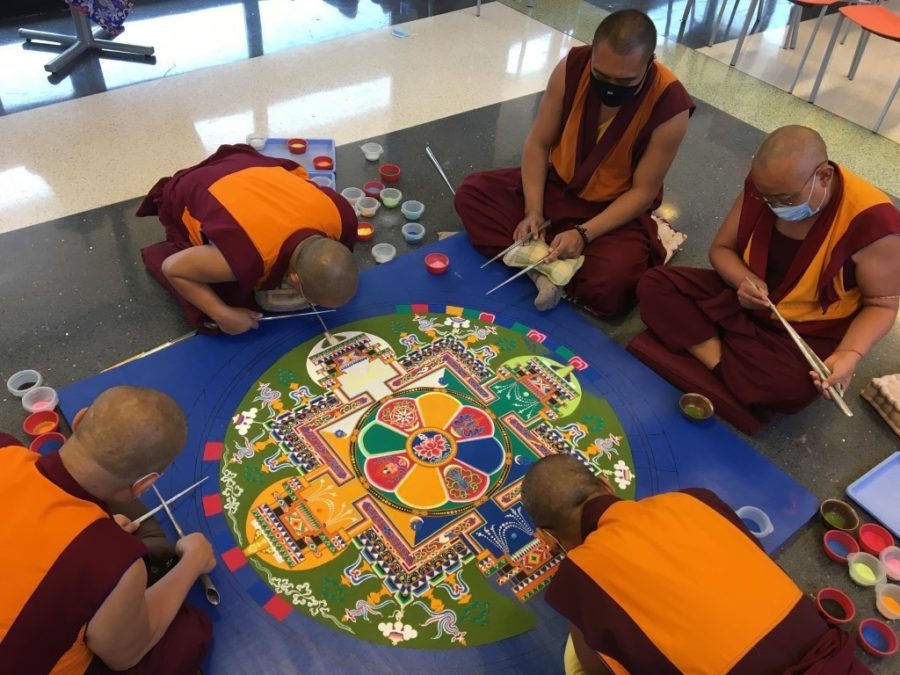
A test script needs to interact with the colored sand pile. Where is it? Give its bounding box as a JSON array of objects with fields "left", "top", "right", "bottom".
[
  {"left": 851, "top": 563, "right": 876, "bottom": 583},
  {"left": 34, "top": 421, "right": 55, "bottom": 434},
  {"left": 820, "top": 598, "right": 846, "bottom": 620},
  {"left": 683, "top": 404, "right": 706, "bottom": 419},
  {"left": 824, "top": 512, "right": 848, "bottom": 528},
  {"left": 886, "top": 559, "right": 900, "bottom": 577},
  {"left": 827, "top": 540, "right": 849, "bottom": 557},
  {"left": 862, "top": 625, "right": 889, "bottom": 652},
  {"left": 883, "top": 597, "right": 900, "bottom": 614}
]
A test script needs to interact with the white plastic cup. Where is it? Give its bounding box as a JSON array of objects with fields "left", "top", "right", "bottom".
[
  {"left": 312, "top": 176, "right": 333, "bottom": 188},
  {"left": 340, "top": 187, "right": 364, "bottom": 206},
  {"left": 735, "top": 506, "right": 774, "bottom": 538},
  {"left": 361, "top": 142, "right": 383, "bottom": 161},
  {"left": 400, "top": 200, "right": 424, "bottom": 221},
  {"left": 848, "top": 551, "right": 887, "bottom": 587},
  {"left": 879, "top": 546, "right": 900, "bottom": 582},
  {"left": 7, "top": 369, "right": 43, "bottom": 397},
  {"left": 372, "top": 243, "right": 396, "bottom": 264},
  {"left": 22, "top": 386, "right": 59, "bottom": 413},
  {"left": 875, "top": 583, "right": 900, "bottom": 620},
  {"left": 380, "top": 188, "right": 402, "bottom": 208},
  {"left": 356, "top": 197, "right": 380, "bottom": 217},
  {"left": 246, "top": 133, "right": 267, "bottom": 149}
]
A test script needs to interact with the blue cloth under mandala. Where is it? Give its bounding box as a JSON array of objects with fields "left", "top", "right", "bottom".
[{"left": 68, "top": 0, "right": 136, "bottom": 37}]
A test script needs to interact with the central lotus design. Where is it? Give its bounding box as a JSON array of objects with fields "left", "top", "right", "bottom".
[{"left": 353, "top": 390, "right": 509, "bottom": 514}]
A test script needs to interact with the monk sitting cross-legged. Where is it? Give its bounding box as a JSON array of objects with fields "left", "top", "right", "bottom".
[
  {"left": 521, "top": 454, "right": 871, "bottom": 674},
  {"left": 631, "top": 125, "right": 900, "bottom": 431},
  {"left": 455, "top": 10, "right": 694, "bottom": 314},
  {"left": 138, "top": 144, "right": 359, "bottom": 335},
  {"left": 0, "top": 386, "right": 214, "bottom": 674}
]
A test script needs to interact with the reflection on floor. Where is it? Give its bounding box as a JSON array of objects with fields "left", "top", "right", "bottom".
[
  {"left": 0, "top": 3, "right": 578, "bottom": 233},
  {"left": 0, "top": 0, "right": 482, "bottom": 116},
  {"left": 700, "top": 11, "right": 900, "bottom": 142}
]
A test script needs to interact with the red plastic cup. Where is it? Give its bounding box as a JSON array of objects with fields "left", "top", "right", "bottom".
[
  {"left": 363, "top": 181, "right": 385, "bottom": 199},
  {"left": 859, "top": 523, "right": 895, "bottom": 556},
  {"left": 357, "top": 222, "right": 375, "bottom": 241},
  {"left": 23, "top": 410, "right": 60, "bottom": 437},
  {"left": 312, "top": 156, "right": 333, "bottom": 170},
  {"left": 822, "top": 529, "right": 860, "bottom": 563},
  {"left": 287, "top": 138, "right": 308, "bottom": 154},
  {"left": 815, "top": 587, "right": 855, "bottom": 625},
  {"left": 30, "top": 431, "right": 66, "bottom": 455},
  {"left": 858, "top": 618, "right": 899, "bottom": 657},
  {"left": 424, "top": 253, "right": 449, "bottom": 275},
  {"left": 379, "top": 164, "right": 401, "bottom": 183}
]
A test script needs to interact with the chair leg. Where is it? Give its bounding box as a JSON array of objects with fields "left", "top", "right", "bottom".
[
  {"left": 809, "top": 14, "right": 845, "bottom": 103},
  {"left": 840, "top": 18, "right": 852, "bottom": 45},
  {"left": 789, "top": 7, "right": 828, "bottom": 93},
  {"left": 731, "top": 0, "right": 761, "bottom": 67},
  {"left": 847, "top": 30, "right": 869, "bottom": 80},
  {"left": 874, "top": 75, "right": 900, "bottom": 133},
  {"left": 709, "top": 0, "right": 731, "bottom": 46},
  {"left": 678, "top": 0, "right": 696, "bottom": 41},
  {"left": 789, "top": 6, "right": 800, "bottom": 49},
  {"left": 782, "top": 6, "right": 800, "bottom": 49}
]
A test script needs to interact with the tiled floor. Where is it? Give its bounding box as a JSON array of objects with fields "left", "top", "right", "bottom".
[
  {"left": 0, "top": 2, "right": 579, "bottom": 233},
  {"left": 700, "top": 8, "right": 900, "bottom": 143}
]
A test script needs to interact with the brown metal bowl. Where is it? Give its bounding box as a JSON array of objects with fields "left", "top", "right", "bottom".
[{"left": 679, "top": 393, "right": 714, "bottom": 421}]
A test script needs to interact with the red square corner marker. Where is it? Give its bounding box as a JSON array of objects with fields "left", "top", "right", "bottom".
[
  {"left": 202, "top": 441, "right": 224, "bottom": 461},
  {"left": 410, "top": 303, "right": 429, "bottom": 313},
  {"left": 221, "top": 546, "right": 248, "bottom": 572},
  {"left": 202, "top": 494, "right": 223, "bottom": 516},
  {"left": 478, "top": 312, "right": 496, "bottom": 323},
  {"left": 263, "top": 594, "right": 293, "bottom": 621}
]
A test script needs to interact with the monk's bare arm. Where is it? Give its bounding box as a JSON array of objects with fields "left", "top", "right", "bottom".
[
  {"left": 582, "top": 109, "right": 690, "bottom": 240},
  {"left": 161, "top": 245, "right": 259, "bottom": 333},
  {"left": 815, "top": 234, "right": 900, "bottom": 394},
  {"left": 86, "top": 534, "right": 214, "bottom": 669},
  {"left": 519, "top": 57, "right": 566, "bottom": 234},
  {"left": 708, "top": 191, "right": 770, "bottom": 309}
]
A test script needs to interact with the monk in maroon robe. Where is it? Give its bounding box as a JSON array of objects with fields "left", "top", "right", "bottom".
[
  {"left": 0, "top": 387, "right": 213, "bottom": 674},
  {"left": 631, "top": 126, "right": 900, "bottom": 433},
  {"left": 455, "top": 10, "right": 693, "bottom": 314}
]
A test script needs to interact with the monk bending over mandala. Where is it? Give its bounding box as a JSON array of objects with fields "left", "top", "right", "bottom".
[{"left": 522, "top": 454, "right": 870, "bottom": 674}]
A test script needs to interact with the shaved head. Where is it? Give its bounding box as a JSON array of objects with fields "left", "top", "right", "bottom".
[
  {"left": 71, "top": 386, "right": 187, "bottom": 482},
  {"left": 593, "top": 10, "right": 657, "bottom": 61},
  {"left": 753, "top": 125, "right": 828, "bottom": 172},
  {"left": 751, "top": 125, "right": 832, "bottom": 202},
  {"left": 522, "top": 454, "right": 610, "bottom": 531},
  {"left": 292, "top": 238, "right": 358, "bottom": 308}
]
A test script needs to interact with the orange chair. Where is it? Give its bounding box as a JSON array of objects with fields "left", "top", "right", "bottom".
[{"left": 806, "top": 5, "right": 900, "bottom": 131}]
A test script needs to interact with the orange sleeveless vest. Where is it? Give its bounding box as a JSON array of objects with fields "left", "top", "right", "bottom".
[
  {"left": 0, "top": 447, "right": 109, "bottom": 674},
  {"left": 743, "top": 167, "right": 895, "bottom": 323},
  {"left": 182, "top": 164, "right": 344, "bottom": 286},
  {"left": 550, "top": 57, "right": 686, "bottom": 203}
]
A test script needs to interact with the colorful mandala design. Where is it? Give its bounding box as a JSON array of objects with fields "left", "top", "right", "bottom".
[{"left": 353, "top": 390, "right": 510, "bottom": 515}]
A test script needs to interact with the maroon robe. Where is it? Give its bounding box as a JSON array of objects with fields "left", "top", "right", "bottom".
[
  {"left": 455, "top": 48, "right": 694, "bottom": 317},
  {"left": 137, "top": 144, "right": 356, "bottom": 330},
  {"left": 631, "top": 168, "right": 900, "bottom": 429}
]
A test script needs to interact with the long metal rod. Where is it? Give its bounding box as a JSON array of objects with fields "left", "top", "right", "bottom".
[
  {"left": 425, "top": 146, "right": 455, "bottom": 195},
  {"left": 485, "top": 257, "right": 548, "bottom": 296},
  {"left": 480, "top": 220, "right": 551, "bottom": 269},
  {"left": 151, "top": 484, "right": 221, "bottom": 605},
  {"left": 132, "top": 477, "right": 208, "bottom": 526},
  {"left": 258, "top": 308, "right": 336, "bottom": 322}
]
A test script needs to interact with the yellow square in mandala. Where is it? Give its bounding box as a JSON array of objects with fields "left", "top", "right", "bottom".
[{"left": 445, "top": 306, "right": 464, "bottom": 316}]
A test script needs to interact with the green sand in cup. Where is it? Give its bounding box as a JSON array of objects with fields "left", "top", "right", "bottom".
[{"left": 683, "top": 404, "right": 706, "bottom": 419}]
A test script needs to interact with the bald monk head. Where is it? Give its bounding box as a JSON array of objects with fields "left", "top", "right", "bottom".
[
  {"left": 522, "top": 454, "right": 614, "bottom": 552},
  {"left": 751, "top": 125, "right": 834, "bottom": 217},
  {"left": 62, "top": 386, "right": 187, "bottom": 502},
  {"left": 590, "top": 10, "right": 657, "bottom": 106},
  {"left": 287, "top": 236, "right": 358, "bottom": 308}
]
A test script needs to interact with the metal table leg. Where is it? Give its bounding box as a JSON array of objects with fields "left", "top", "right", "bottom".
[
  {"left": 678, "top": 0, "right": 696, "bottom": 41},
  {"left": 808, "top": 13, "right": 845, "bottom": 103},
  {"left": 730, "top": 0, "right": 761, "bottom": 66},
  {"left": 788, "top": 6, "right": 828, "bottom": 93},
  {"left": 874, "top": 75, "right": 899, "bottom": 133},
  {"left": 847, "top": 30, "right": 870, "bottom": 80},
  {"left": 19, "top": 6, "right": 154, "bottom": 74}
]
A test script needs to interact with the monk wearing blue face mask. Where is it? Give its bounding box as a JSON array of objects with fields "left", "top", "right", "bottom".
[{"left": 632, "top": 125, "right": 900, "bottom": 427}]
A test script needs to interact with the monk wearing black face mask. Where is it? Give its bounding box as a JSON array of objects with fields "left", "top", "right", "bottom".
[{"left": 455, "top": 10, "right": 694, "bottom": 315}]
